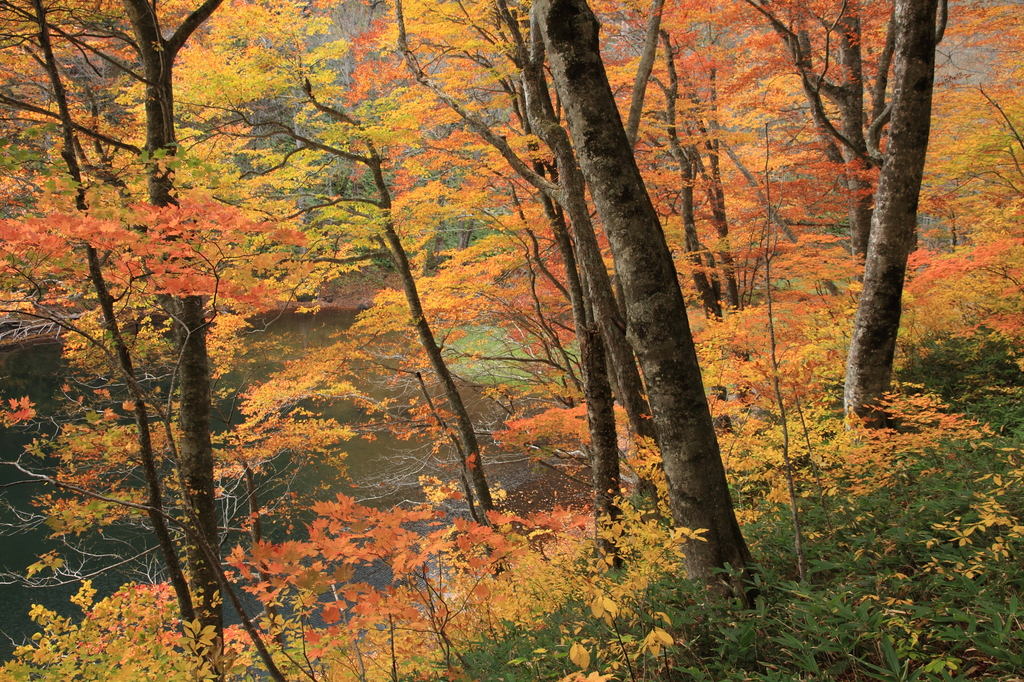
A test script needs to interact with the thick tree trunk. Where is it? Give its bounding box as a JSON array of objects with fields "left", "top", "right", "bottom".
[
  {"left": 172, "top": 295, "right": 221, "bottom": 630},
  {"left": 535, "top": 0, "right": 753, "bottom": 596},
  {"left": 520, "top": 36, "right": 662, "bottom": 510},
  {"left": 844, "top": 0, "right": 939, "bottom": 426}
]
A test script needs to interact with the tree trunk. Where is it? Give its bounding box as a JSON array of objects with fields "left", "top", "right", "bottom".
[
  {"left": 519, "top": 43, "right": 657, "bottom": 448},
  {"left": 844, "top": 0, "right": 939, "bottom": 426},
  {"left": 659, "top": 36, "right": 724, "bottom": 319},
  {"left": 383, "top": 221, "right": 496, "bottom": 521},
  {"left": 538, "top": 193, "right": 622, "bottom": 559},
  {"left": 298, "top": 78, "right": 498, "bottom": 523},
  {"left": 745, "top": 0, "right": 877, "bottom": 259},
  {"left": 31, "top": 0, "right": 197, "bottom": 625},
  {"left": 123, "top": 0, "right": 224, "bottom": 634},
  {"left": 702, "top": 138, "right": 742, "bottom": 310},
  {"left": 171, "top": 294, "right": 221, "bottom": 630},
  {"left": 535, "top": 0, "right": 753, "bottom": 597},
  {"left": 680, "top": 156, "right": 724, "bottom": 319},
  {"left": 835, "top": 13, "right": 874, "bottom": 260}
]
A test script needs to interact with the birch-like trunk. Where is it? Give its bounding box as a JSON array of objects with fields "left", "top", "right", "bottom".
[{"left": 844, "top": 0, "right": 939, "bottom": 426}]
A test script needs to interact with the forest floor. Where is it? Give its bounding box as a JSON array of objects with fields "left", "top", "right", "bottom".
[
  {"left": 499, "top": 464, "right": 593, "bottom": 518},
  {"left": 314, "top": 266, "right": 401, "bottom": 309}
]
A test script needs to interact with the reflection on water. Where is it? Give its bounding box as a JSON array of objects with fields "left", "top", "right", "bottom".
[
  {"left": 0, "top": 342, "right": 68, "bottom": 662},
  {"left": 0, "top": 309, "right": 498, "bottom": 661}
]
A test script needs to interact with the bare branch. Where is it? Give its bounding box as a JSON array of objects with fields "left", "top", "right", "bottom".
[
  {"left": 625, "top": 0, "right": 665, "bottom": 148},
  {"left": 0, "top": 93, "right": 141, "bottom": 154}
]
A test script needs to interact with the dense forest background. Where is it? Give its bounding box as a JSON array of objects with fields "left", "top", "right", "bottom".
[{"left": 0, "top": 0, "right": 1022, "bottom": 679}]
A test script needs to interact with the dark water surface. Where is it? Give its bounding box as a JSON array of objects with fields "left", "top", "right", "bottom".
[{"left": 0, "top": 310, "right": 515, "bottom": 661}]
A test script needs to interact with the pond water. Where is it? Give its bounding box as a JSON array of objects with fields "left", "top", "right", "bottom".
[{"left": 0, "top": 310, "right": 529, "bottom": 661}]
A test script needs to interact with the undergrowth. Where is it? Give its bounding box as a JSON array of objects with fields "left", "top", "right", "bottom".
[{"left": 459, "top": 435, "right": 1024, "bottom": 682}]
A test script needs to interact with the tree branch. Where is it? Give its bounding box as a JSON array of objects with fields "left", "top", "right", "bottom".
[
  {"left": 625, "top": 0, "right": 665, "bottom": 148},
  {"left": 394, "top": 0, "right": 562, "bottom": 203},
  {"left": 167, "top": 0, "right": 226, "bottom": 58}
]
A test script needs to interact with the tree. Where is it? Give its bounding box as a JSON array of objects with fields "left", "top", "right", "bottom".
[
  {"left": 534, "top": 0, "right": 753, "bottom": 596},
  {"left": 175, "top": 2, "right": 500, "bottom": 523},
  {"left": 741, "top": 0, "right": 893, "bottom": 259},
  {"left": 843, "top": 0, "right": 942, "bottom": 426},
  {"left": 0, "top": 0, "right": 246, "bottom": 651}
]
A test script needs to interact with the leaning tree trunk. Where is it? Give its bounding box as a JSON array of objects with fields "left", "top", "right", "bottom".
[
  {"left": 538, "top": 193, "right": 622, "bottom": 560},
  {"left": 844, "top": 0, "right": 939, "bottom": 427},
  {"left": 534, "top": 0, "right": 753, "bottom": 599},
  {"left": 380, "top": 212, "right": 496, "bottom": 523},
  {"left": 518, "top": 47, "right": 657, "bottom": 448}
]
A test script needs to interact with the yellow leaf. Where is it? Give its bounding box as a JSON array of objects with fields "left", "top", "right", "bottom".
[
  {"left": 558, "top": 672, "right": 615, "bottom": 682},
  {"left": 652, "top": 626, "right": 673, "bottom": 646},
  {"left": 569, "top": 642, "right": 591, "bottom": 671}
]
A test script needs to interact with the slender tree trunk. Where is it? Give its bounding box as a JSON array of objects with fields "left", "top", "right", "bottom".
[
  {"left": 535, "top": 0, "right": 753, "bottom": 598},
  {"left": 382, "top": 219, "right": 495, "bottom": 520},
  {"left": 844, "top": 0, "right": 939, "bottom": 426},
  {"left": 123, "top": 0, "right": 224, "bottom": 634},
  {"left": 299, "top": 79, "right": 497, "bottom": 522},
  {"left": 680, "top": 156, "right": 724, "bottom": 319},
  {"left": 171, "top": 294, "right": 221, "bottom": 629},
  {"left": 624, "top": 0, "right": 666, "bottom": 148},
  {"left": 745, "top": 0, "right": 877, "bottom": 259},
  {"left": 519, "top": 44, "right": 657, "bottom": 447},
  {"left": 836, "top": 13, "right": 874, "bottom": 259},
  {"left": 364, "top": 160, "right": 495, "bottom": 520},
  {"left": 538, "top": 193, "right": 622, "bottom": 559},
  {"left": 32, "top": 1, "right": 198, "bottom": 622},
  {"left": 702, "top": 140, "right": 742, "bottom": 310},
  {"left": 31, "top": 0, "right": 197, "bottom": 624},
  {"left": 659, "top": 37, "right": 724, "bottom": 318}
]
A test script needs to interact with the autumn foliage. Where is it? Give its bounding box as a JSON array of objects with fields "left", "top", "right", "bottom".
[{"left": 1, "top": 0, "right": 1023, "bottom": 679}]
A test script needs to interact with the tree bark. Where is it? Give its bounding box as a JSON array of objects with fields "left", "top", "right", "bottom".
[
  {"left": 123, "top": 0, "right": 224, "bottom": 634},
  {"left": 169, "top": 294, "right": 221, "bottom": 630},
  {"left": 537, "top": 191, "right": 622, "bottom": 559},
  {"left": 844, "top": 0, "right": 939, "bottom": 426},
  {"left": 535, "top": 0, "right": 753, "bottom": 597},
  {"left": 835, "top": 12, "right": 874, "bottom": 259},
  {"left": 518, "top": 54, "right": 657, "bottom": 448}
]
